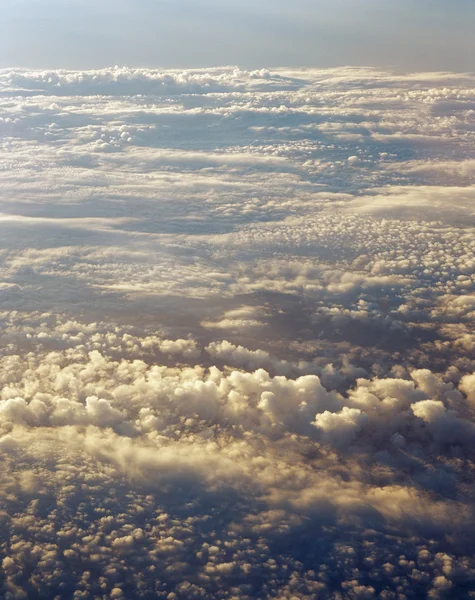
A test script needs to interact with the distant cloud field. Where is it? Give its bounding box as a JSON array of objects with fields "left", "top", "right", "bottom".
[{"left": 0, "top": 65, "right": 475, "bottom": 599}]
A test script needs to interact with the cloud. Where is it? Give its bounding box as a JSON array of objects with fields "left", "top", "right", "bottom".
[
  {"left": 1, "top": 316, "right": 475, "bottom": 597},
  {"left": 0, "top": 66, "right": 279, "bottom": 97},
  {"left": 0, "top": 65, "right": 475, "bottom": 598}
]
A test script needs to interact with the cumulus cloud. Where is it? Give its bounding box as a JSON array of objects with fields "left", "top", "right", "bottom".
[
  {"left": 0, "top": 66, "right": 475, "bottom": 598},
  {"left": 0, "top": 314, "right": 474, "bottom": 597}
]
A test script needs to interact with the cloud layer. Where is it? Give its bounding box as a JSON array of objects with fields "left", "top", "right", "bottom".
[{"left": 0, "top": 66, "right": 474, "bottom": 599}]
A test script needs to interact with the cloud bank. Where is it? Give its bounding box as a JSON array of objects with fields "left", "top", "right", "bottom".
[{"left": 0, "top": 66, "right": 474, "bottom": 599}]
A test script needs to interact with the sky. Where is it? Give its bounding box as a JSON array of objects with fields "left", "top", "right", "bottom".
[
  {"left": 1, "top": 3, "right": 475, "bottom": 600},
  {"left": 0, "top": 0, "right": 475, "bottom": 71}
]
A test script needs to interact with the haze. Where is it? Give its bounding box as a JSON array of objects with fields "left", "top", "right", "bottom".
[{"left": 0, "top": 0, "right": 474, "bottom": 71}]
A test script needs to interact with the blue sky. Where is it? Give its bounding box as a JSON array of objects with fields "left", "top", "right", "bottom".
[{"left": 1, "top": 0, "right": 474, "bottom": 71}]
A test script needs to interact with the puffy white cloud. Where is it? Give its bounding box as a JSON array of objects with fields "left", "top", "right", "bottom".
[{"left": 313, "top": 406, "right": 368, "bottom": 448}]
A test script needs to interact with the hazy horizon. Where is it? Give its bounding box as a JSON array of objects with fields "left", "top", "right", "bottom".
[{"left": 1, "top": 0, "right": 475, "bottom": 72}]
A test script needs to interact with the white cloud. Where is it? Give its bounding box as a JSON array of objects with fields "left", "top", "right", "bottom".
[{"left": 0, "top": 65, "right": 475, "bottom": 598}]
